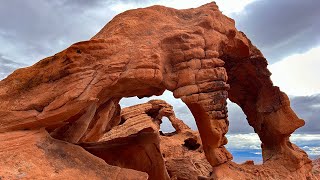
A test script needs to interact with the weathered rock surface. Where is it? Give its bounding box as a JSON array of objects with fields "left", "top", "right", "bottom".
[
  {"left": 0, "top": 2, "right": 315, "bottom": 179},
  {"left": 313, "top": 158, "right": 320, "bottom": 179},
  {"left": 0, "top": 129, "right": 148, "bottom": 180},
  {"left": 159, "top": 119, "right": 212, "bottom": 180},
  {"left": 82, "top": 100, "right": 171, "bottom": 180}
]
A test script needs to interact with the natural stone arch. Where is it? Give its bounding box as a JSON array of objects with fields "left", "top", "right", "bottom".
[
  {"left": 0, "top": 3, "right": 232, "bottom": 167},
  {"left": 223, "top": 54, "right": 308, "bottom": 168},
  {"left": 0, "top": 2, "right": 312, "bottom": 178},
  {"left": 120, "top": 99, "right": 190, "bottom": 134}
]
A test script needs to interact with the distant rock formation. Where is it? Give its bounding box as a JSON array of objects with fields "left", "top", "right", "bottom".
[{"left": 0, "top": 2, "right": 316, "bottom": 179}]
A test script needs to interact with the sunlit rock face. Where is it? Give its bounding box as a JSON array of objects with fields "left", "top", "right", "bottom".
[{"left": 0, "top": 2, "right": 316, "bottom": 179}]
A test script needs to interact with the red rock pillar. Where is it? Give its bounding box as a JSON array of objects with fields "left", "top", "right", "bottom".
[
  {"left": 162, "top": 31, "right": 234, "bottom": 166},
  {"left": 181, "top": 86, "right": 232, "bottom": 166},
  {"left": 168, "top": 55, "right": 233, "bottom": 166}
]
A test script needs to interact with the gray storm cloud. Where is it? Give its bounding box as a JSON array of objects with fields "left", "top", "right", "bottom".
[
  {"left": 0, "top": 0, "right": 319, "bottom": 65},
  {"left": 0, "top": 55, "right": 26, "bottom": 79},
  {"left": 231, "top": 0, "right": 320, "bottom": 63},
  {"left": 226, "top": 95, "right": 320, "bottom": 134},
  {"left": 290, "top": 94, "right": 320, "bottom": 133},
  {"left": 0, "top": 0, "right": 116, "bottom": 65}
]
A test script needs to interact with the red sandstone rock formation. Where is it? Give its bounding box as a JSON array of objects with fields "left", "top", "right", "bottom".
[
  {"left": 313, "top": 158, "right": 320, "bottom": 179},
  {"left": 0, "top": 130, "right": 148, "bottom": 179},
  {"left": 82, "top": 100, "right": 172, "bottom": 180},
  {"left": 0, "top": 2, "right": 316, "bottom": 179}
]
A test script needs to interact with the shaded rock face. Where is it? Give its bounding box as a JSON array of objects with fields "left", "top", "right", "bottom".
[{"left": 0, "top": 2, "right": 315, "bottom": 180}]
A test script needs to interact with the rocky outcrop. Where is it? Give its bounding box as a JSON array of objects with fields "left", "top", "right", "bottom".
[
  {"left": 159, "top": 117, "right": 212, "bottom": 179},
  {"left": 82, "top": 100, "right": 171, "bottom": 180},
  {"left": 0, "top": 129, "right": 148, "bottom": 180},
  {"left": 313, "top": 158, "right": 320, "bottom": 179},
  {"left": 0, "top": 2, "right": 315, "bottom": 179}
]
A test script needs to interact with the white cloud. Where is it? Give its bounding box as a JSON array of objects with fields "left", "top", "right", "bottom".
[
  {"left": 307, "top": 147, "right": 320, "bottom": 156},
  {"left": 120, "top": 90, "right": 184, "bottom": 108},
  {"left": 224, "top": 133, "right": 320, "bottom": 161},
  {"left": 226, "top": 133, "right": 320, "bottom": 154},
  {"left": 226, "top": 133, "right": 260, "bottom": 150},
  {"left": 215, "top": 0, "right": 257, "bottom": 15},
  {"left": 269, "top": 46, "right": 320, "bottom": 96},
  {"left": 110, "top": 0, "right": 256, "bottom": 16},
  {"left": 290, "top": 134, "right": 320, "bottom": 142}
]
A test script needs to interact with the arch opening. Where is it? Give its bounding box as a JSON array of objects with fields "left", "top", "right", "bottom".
[
  {"left": 160, "top": 117, "right": 175, "bottom": 134},
  {"left": 226, "top": 100, "right": 262, "bottom": 164},
  {"left": 119, "top": 90, "right": 196, "bottom": 132},
  {"left": 221, "top": 52, "right": 308, "bottom": 171}
]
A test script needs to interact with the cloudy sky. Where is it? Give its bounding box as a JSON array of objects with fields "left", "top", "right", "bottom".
[{"left": 0, "top": 0, "right": 319, "bottom": 161}]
